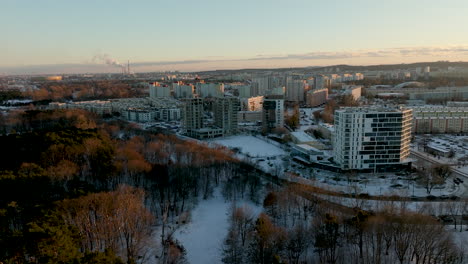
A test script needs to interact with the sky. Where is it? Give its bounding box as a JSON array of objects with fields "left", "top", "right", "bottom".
[{"left": 2, "top": 0, "right": 468, "bottom": 74}]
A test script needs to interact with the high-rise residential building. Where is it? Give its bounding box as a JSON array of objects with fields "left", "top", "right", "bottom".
[
  {"left": 314, "top": 75, "right": 331, "bottom": 90},
  {"left": 251, "top": 76, "right": 270, "bottom": 96},
  {"left": 237, "top": 85, "right": 252, "bottom": 98},
  {"left": 342, "top": 85, "right": 362, "bottom": 101},
  {"left": 262, "top": 95, "right": 284, "bottom": 132},
  {"left": 306, "top": 88, "right": 328, "bottom": 107},
  {"left": 150, "top": 85, "right": 171, "bottom": 98},
  {"left": 269, "top": 86, "right": 286, "bottom": 96},
  {"left": 333, "top": 106, "right": 412, "bottom": 172},
  {"left": 286, "top": 79, "right": 306, "bottom": 102},
  {"left": 173, "top": 83, "right": 194, "bottom": 98},
  {"left": 181, "top": 98, "right": 204, "bottom": 135},
  {"left": 412, "top": 106, "right": 468, "bottom": 133},
  {"left": 196, "top": 83, "right": 224, "bottom": 98},
  {"left": 214, "top": 97, "right": 240, "bottom": 135}
]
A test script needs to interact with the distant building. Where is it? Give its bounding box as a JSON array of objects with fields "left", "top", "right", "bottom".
[
  {"left": 314, "top": 75, "right": 331, "bottom": 90},
  {"left": 237, "top": 85, "right": 252, "bottom": 98},
  {"left": 122, "top": 109, "right": 154, "bottom": 122},
  {"left": 412, "top": 106, "right": 468, "bottom": 133},
  {"left": 366, "top": 86, "right": 468, "bottom": 102},
  {"left": 269, "top": 86, "right": 285, "bottom": 96},
  {"left": 286, "top": 79, "right": 306, "bottom": 102},
  {"left": 150, "top": 85, "right": 171, "bottom": 98},
  {"left": 214, "top": 97, "right": 240, "bottom": 136},
  {"left": 240, "top": 96, "right": 264, "bottom": 111},
  {"left": 306, "top": 88, "right": 328, "bottom": 107},
  {"left": 196, "top": 83, "right": 224, "bottom": 98},
  {"left": 262, "top": 95, "right": 284, "bottom": 132},
  {"left": 181, "top": 98, "right": 204, "bottom": 136},
  {"left": 333, "top": 106, "right": 413, "bottom": 172},
  {"left": 173, "top": 83, "right": 194, "bottom": 98},
  {"left": 342, "top": 85, "right": 362, "bottom": 100},
  {"left": 238, "top": 111, "right": 262, "bottom": 123}
]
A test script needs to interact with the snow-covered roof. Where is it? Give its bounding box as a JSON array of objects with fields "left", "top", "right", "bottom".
[{"left": 291, "top": 131, "right": 315, "bottom": 143}]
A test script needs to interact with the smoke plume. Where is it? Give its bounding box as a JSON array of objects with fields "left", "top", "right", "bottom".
[{"left": 92, "top": 53, "right": 124, "bottom": 68}]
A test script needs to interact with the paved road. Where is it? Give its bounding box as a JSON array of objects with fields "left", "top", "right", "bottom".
[{"left": 411, "top": 150, "right": 468, "bottom": 197}]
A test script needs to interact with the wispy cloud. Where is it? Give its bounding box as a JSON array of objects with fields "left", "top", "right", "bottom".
[{"left": 2, "top": 45, "right": 468, "bottom": 74}]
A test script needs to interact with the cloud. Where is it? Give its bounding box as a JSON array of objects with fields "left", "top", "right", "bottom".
[{"left": 2, "top": 45, "right": 468, "bottom": 74}]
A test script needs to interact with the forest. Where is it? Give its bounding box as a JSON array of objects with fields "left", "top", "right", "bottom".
[
  {"left": 0, "top": 108, "right": 466, "bottom": 264},
  {"left": 0, "top": 109, "right": 260, "bottom": 263}
]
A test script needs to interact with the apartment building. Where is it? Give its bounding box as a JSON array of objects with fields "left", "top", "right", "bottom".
[
  {"left": 149, "top": 85, "right": 171, "bottom": 98},
  {"left": 181, "top": 98, "right": 204, "bottom": 136},
  {"left": 213, "top": 97, "right": 240, "bottom": 136},
  {"left": 333, "top": 106, "right": 413, "bottom": 172},
  {"left": 240, "top": 96, "right": 263, "bottom": 111},
  {"left": 262, "top": 95, "right": 284, "bottom": 132},
  {"left": 306, "top": 88, "right": 328, "bottom": 107},
  {"left": 412, "top": 106, "right": 468, "bottom": 133}
]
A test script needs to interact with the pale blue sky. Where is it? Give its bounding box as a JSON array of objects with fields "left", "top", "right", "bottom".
[{"left": 2, "top": 0, "right": 468, "bottom": 73}]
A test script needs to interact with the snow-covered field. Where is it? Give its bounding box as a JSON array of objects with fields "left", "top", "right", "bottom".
[
  {"left": 174, "top": 189, "right": 261, "bottom": 264},
  {"left": 174, "top": 190, "right": 229, "bottom": 264},
  {"left": 212, "top": 135, "right": 286, "bottom": 157}
]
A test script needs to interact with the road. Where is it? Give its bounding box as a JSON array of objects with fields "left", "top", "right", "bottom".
[{"left": 411, "top": 150, "right": 468, "bottom": 197}]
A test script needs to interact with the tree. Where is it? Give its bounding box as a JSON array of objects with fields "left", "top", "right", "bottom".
[
  {"left": 314, "top": 213, "right": 341, "bottom": 264},
  {"left": 285, "top": 224, "right": 312, "bottom": 264},
  {"left": 417, "top": 169, "right": 444, "bottom": 195},
  {"left": 285, "top": 106, "right": 300, "bottom": 131},
  {"left": 345, "top": 209, "right": 371, "bottom": 260},
  {"left": 59, "top": 185, "right": 155, "bottom": 263},
  {"left": 431, "top": 164, "right": 451, "bottom": 181},
  {"left": 248, "top": 213, "right": 285, "bottom": 264}
]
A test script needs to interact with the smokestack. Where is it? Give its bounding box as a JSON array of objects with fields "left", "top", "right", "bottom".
[{"left": 127, "top": 60, "right": 130, "bottom": 75}]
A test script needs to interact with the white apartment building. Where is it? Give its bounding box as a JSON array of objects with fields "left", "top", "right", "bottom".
[
  {"left": 173, "top": 83, "right": 194, "bottom": 98},
  {"left": 150, "top": 85, "right": 171, "bottom": 98},
  {"left": 333, "top": 106, "right": 413, "bottom": 172},
  {"left": 412, "top": 106, "right": 468, "bottom": 133},
  {"left": 262, "top": 95, "right": 284, "bottom": 132},
  {"left": 196, "top": 83, "right": 224, "bottom": 98}
]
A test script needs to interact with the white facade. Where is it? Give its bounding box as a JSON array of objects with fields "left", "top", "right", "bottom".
[
  {"left": 150, "top": 85, "right": 171, "bottom": 98},
  {"left": 173, "top": 84, "right": 194, "bottom": 98},
  {"left": 412, "top": 106, "right": 468, "bottom": 133},
  {"left": 333, "top": 107, "right": 412, "bottom": 171},
  {"left": 196, "top": 83, "right": 224, "bottom": 98}
]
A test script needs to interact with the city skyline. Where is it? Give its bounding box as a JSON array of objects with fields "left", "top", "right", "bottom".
[{"left": 3, "top": 0, "right": 468, "bottom": 74}]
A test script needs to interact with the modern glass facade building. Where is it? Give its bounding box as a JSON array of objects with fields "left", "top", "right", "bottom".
[{"left": 333, "top": 106, "right": 412, "bottom": 172}]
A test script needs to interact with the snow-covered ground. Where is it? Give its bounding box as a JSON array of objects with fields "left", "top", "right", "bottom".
[
  {"left": 174, "top": 189, "right": 261, "bottom": 264},
  {"left": 212, "top": 135, "right": 286, "bottom": 158},
  {"left": 289, "top": 162, "right": 467, "bottom": 198},
  {"left": 413, "top": 134, "right": 468, "bottom": 175}
]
